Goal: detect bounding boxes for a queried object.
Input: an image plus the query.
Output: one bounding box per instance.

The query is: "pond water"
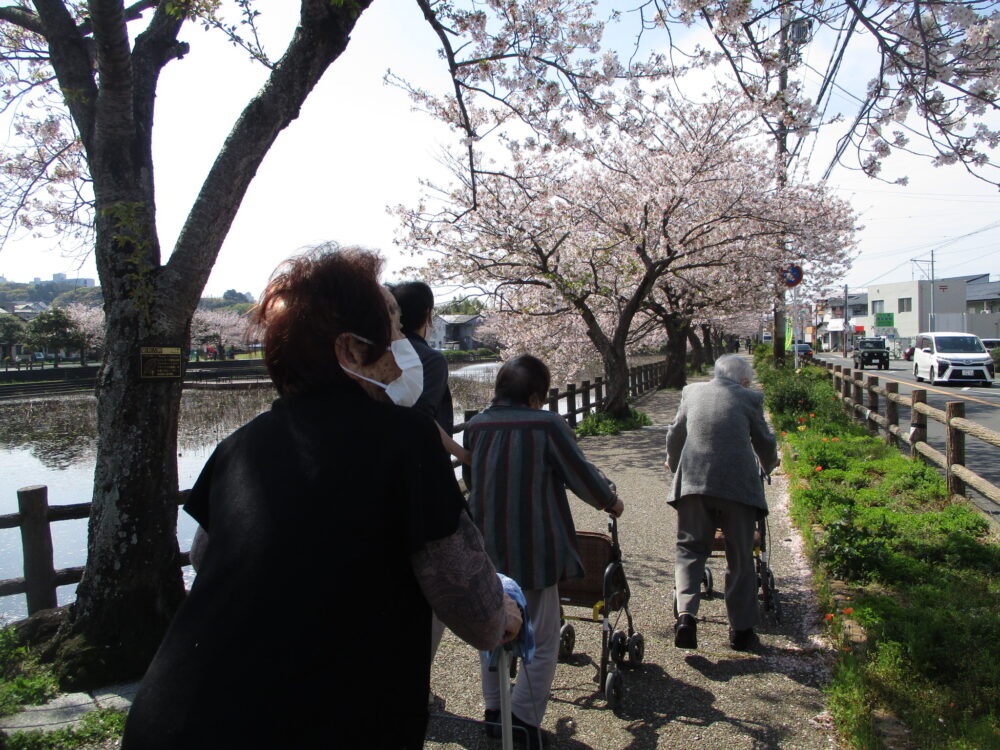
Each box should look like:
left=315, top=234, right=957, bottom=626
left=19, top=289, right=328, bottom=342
left=0, top=368, right=500, bottom=622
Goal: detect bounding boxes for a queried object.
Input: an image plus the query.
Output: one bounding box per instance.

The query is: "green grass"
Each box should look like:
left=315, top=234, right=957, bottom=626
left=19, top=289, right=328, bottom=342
left=0, top=628, right=59, bottom=718
left=575, top=407, right=652, bottom=437
left=758, top=357, right=1000, bottom=749
left=2, top=708, right=127, bottom=750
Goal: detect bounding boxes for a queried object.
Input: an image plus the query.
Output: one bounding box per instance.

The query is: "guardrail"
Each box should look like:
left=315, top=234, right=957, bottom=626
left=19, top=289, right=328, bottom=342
left=2, top=359, right=667, bottom=616
left=811, top=358, right=1000, bottom=507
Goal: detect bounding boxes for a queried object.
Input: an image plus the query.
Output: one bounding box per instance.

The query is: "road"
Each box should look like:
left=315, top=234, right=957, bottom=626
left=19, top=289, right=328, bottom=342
left=813, top=353, right=1000, bottom=527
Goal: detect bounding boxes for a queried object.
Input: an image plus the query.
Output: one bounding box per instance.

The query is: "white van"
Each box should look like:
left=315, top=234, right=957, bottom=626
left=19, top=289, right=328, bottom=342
left=913, top=332, right=994, bottom=386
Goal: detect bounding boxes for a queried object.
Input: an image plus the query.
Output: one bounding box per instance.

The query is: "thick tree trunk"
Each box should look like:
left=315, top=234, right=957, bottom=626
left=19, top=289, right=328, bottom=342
left=700, top=324, right=715, bottom=364
left=660, top=316, right=690, bottom=389
left=600, top=348, right=632, bottom=420
left=686, top=328, right=703, bottom=372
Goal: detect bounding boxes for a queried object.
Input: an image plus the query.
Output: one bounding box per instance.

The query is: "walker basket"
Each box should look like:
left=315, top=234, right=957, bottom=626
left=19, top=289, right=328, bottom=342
left=559, top=531, right=616, bottom=609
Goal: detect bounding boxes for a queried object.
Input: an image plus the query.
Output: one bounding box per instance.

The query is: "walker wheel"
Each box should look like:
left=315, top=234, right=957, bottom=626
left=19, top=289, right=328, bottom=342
left=610, top=630, right=627, bottom=667
left=604, top=670, right=623, bottom=709
left=627, top=633, right=645, bottom=665
left=509, top=655, right=518, bottom=680
left=558, top=623, right=575, bottom=660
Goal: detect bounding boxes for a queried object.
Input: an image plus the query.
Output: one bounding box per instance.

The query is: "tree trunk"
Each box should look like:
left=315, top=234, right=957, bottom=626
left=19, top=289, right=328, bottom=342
left=660, top=316, right=689, bottom=389
left=701, top=324, right=715, bottom=364
left=686, top=328, right=703, bottom=372
left=600, top=347, right=632, bottom=420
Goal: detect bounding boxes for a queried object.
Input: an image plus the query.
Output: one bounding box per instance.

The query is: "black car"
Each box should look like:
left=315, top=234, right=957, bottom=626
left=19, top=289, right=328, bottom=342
left=853, top=338, right=890, bottom=370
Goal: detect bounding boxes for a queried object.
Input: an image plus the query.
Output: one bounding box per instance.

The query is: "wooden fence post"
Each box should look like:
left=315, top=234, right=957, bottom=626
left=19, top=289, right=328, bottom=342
left=548, top=387, right=559, bottom=414
left=17, top=485, right=57, bottom=615
left=946, top=401, right=966, bottom=498
left=911, top=389, right=927, bottom=461
left=566, top=383, right=578, bottom=427
left=581, top=380, right=592, bottom=418
left=885, top=382, right=899, bottom=448
left=595, top=377, right=604, bottom=410
left=866, top=375, right=879, bottom=436
left=832, top=365, right=842, bottom=398
left=628, top=367, right=637, bottom=398
left=842, top=367, right=853, bottom=403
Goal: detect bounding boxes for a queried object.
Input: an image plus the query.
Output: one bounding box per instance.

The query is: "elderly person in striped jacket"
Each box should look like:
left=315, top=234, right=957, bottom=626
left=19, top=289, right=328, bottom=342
left=464, top=354, right=624, bottom=750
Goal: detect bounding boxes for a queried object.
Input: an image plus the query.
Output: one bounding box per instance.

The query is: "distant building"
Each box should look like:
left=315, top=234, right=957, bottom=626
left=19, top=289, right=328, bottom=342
left=438, top=314, right=483, bottom=350
left=29, top=274, right=96, bottom=287
left=426, top=314, right=448, bottom=350
left=815, top=274, right=1000, bottom=350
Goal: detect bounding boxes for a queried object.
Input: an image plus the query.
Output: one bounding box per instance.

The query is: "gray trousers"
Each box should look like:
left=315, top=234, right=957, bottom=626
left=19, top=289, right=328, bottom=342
left=480, top=585, right=560, bottom=726
left=675, top=494, right=760, bottom=632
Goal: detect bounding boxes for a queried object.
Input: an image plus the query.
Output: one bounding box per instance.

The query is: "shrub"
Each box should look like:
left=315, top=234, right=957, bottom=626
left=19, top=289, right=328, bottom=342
left=0, top=628, right=58, bottom=717
left=576, top=408, right=652, bottom=437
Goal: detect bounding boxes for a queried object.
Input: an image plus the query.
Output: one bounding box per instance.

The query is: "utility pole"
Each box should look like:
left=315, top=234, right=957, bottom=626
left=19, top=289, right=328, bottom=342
left=910, top=249, right=937, bottom=332
left=842, top=282, right=849, bottom=357
left=772, top=6, right=792, bottom=367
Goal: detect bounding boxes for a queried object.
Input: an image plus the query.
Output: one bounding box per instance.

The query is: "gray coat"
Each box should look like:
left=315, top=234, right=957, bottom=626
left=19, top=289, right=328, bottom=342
left=665, top=376, right=779, bottom=513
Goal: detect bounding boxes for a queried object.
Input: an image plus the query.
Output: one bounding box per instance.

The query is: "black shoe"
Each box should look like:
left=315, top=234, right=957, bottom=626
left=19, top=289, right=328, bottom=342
left=729, top=627, right=759, bottom=651
left=674, top=613, right=697, bottom=649
left=484, top=709, right=500, bottom=739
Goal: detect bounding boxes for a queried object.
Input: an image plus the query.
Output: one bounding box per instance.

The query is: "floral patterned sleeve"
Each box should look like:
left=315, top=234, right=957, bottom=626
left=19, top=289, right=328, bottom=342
left=411, top=512, right=506, bottom=651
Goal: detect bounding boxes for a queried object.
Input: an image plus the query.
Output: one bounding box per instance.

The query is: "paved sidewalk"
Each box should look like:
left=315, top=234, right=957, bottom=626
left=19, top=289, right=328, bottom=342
left=0, top=682, right=136, bottom=735
left=3, top=370, right=836, bottom=748
left=425, top=383, right=836, bottom=749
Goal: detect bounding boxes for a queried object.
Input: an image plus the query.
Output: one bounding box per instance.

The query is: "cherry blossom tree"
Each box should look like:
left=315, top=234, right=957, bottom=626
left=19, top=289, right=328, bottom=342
left=642, top=0, right=1000, bottom=185
left=63, top=302, right=106, bottom=363
left=0, top=0, right=633, bottom=685
left=401, top=92, right=857, bottom=417
left=190, top=308, right=249, bottom=356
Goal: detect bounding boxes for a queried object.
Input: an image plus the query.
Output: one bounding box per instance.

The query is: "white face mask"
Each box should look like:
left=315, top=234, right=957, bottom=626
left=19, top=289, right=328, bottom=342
left=342, top=335, right=424, bottom=407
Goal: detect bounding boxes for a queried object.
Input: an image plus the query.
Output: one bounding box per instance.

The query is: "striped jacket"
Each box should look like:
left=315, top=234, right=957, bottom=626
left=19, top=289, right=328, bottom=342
left=463, top=401, right=618, bottom=590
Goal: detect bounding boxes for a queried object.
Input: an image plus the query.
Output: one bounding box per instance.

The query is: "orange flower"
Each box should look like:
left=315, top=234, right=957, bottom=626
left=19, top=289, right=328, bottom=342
left=810, top=412, right=815, bottom=417
left=841, top=607, right=854, bottom=615
left=832, top=437, right=840, bottom=442
left=798, top=416, right=806, bottom=422
left=824, top=613, right=835, bottom=621
left=815, top=466, right=823, bottom=472
left=822, top=438, right=828, bottom=442
left=781, top=431, right=787, bottom=436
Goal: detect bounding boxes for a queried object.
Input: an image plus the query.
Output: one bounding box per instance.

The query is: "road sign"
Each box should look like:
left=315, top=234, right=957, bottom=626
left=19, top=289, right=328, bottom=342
left=779, top=264, right=804, bottom=287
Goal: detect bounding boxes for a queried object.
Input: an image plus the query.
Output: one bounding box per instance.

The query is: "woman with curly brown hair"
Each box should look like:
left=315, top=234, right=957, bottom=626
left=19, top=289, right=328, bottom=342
left=124, top=244, right=519, bottom=750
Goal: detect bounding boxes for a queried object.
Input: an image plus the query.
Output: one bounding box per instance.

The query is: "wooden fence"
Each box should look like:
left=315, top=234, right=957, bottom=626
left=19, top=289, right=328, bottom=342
left=812, top=358, right=1000, bottom=507
left=1, top=359, right=666, bottom=616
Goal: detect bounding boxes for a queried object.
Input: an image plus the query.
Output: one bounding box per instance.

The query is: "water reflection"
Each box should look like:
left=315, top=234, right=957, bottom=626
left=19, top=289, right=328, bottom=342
left=0, top=389, right=279, bottom=470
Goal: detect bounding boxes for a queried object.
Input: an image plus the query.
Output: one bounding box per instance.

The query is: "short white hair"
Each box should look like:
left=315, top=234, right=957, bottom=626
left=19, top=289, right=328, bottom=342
left=714, top=354, right=754, bottom=385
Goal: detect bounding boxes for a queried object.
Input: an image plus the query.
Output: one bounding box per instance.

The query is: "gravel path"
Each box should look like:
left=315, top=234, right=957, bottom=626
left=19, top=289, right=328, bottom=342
left=425, top=379, right=837, bottom=750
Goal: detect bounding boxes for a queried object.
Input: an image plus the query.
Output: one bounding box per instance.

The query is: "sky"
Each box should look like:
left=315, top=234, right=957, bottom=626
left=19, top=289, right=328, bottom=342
left=0, top=1, right=997, bottom=300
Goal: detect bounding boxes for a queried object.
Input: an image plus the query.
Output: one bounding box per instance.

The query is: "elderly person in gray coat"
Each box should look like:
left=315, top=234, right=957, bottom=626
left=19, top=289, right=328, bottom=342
left=665, top=354, right=779, bottom=651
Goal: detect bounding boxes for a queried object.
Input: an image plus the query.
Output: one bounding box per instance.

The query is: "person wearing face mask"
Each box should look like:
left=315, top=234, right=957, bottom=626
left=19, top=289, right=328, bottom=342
left=123, top=245, right=521, bottom=750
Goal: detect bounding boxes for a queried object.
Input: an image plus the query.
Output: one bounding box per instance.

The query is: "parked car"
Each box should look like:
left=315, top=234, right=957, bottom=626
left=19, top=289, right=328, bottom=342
left=790, top=343, right=813, bottom=357
left=982, top=338, right=1000, bottom=351
left=852, top=338, right=890, bottom=370
left=913, top=332, right=994, bottom=387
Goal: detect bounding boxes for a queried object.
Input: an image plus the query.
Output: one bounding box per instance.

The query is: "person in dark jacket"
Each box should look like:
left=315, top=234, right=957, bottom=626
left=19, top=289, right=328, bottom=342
left=123, top=245, right=520, bottom=750
left=665, top=354, right=779, bottom=651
